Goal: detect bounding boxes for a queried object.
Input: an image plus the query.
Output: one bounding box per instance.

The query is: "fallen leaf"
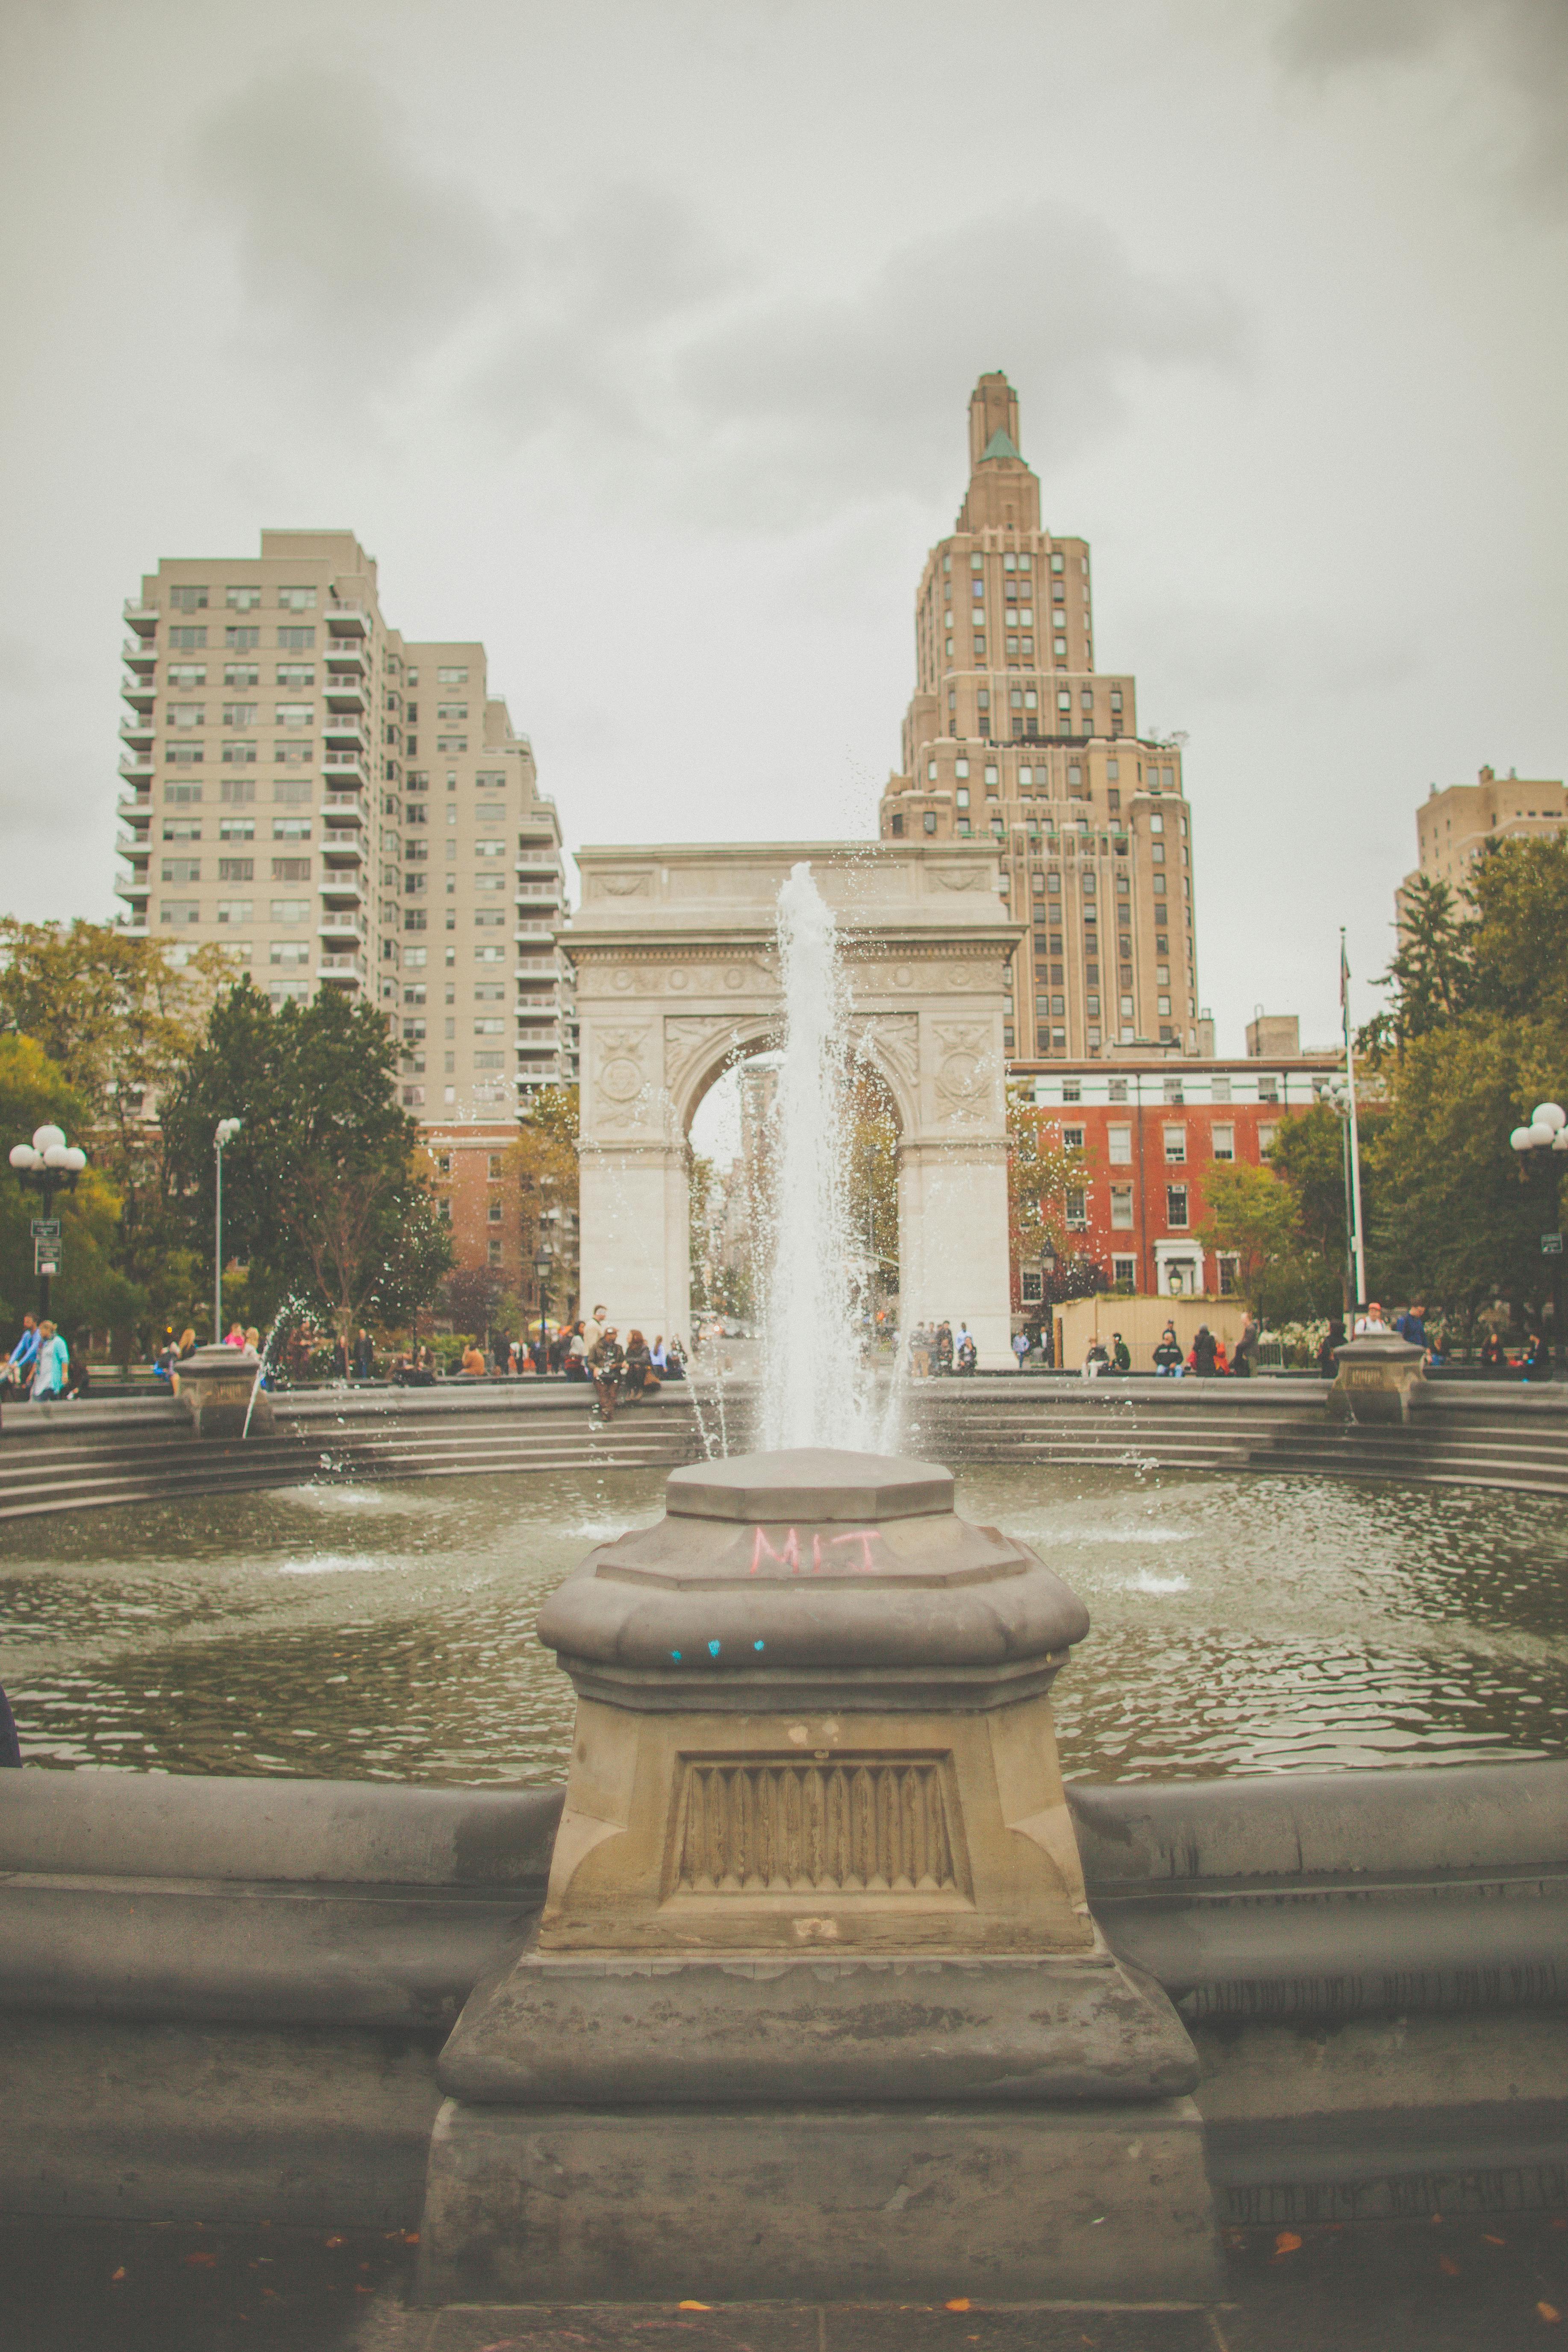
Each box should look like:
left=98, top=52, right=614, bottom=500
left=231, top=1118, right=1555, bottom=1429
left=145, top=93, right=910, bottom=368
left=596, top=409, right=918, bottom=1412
left=946, top=2298, right=972, bottom=2312
left=677, top=2302, right=711, bottom=2312
left=1484, top=2233, right=1506, bottom=2246
left=110, top=2267, right=126, bottom=2283
left=1273, top=2232, right=1303, bottom=2257
left=403, top=2231, right=420, bottom=2244
left=183, top=2252, right=217, bottom=2268
left=1439, top=2255, right=1461, bottom=2276
left=1539, top=2304, right=1561, bottom=2325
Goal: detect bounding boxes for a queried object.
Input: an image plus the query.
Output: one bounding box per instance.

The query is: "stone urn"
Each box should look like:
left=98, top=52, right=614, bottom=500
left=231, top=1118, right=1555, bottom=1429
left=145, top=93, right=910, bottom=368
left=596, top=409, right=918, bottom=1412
left=1330, top=1332, right=1427, bottom=1424
left=418, top=1448, right=1215, bottom=2307
left=175, top=1344, right=274, bottom=1439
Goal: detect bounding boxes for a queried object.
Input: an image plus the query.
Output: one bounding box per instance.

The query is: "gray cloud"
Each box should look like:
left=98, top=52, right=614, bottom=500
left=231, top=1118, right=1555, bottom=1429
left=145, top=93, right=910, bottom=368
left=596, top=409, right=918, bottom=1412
left=670, top=210, right=1245, bottom=525
left=182, top=65, right=514, bottom=356
left=1276, top=0, right=1568, bottom=207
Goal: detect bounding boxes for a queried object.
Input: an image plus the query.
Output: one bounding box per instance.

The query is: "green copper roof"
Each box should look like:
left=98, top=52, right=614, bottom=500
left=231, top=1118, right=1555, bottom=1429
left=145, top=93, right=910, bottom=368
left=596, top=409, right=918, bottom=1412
left=980, top=427, right=1022, bottom=462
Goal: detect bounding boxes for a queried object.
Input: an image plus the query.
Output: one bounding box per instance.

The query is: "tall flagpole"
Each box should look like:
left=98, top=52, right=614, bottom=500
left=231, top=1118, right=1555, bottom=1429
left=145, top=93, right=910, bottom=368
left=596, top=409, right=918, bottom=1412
left=1341, top=929, right=1368, bottom=1313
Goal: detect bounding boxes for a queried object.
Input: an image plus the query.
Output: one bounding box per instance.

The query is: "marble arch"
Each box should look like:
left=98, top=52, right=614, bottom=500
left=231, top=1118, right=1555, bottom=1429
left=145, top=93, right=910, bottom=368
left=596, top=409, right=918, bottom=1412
left=563, top=841, right=1022, bottom=1366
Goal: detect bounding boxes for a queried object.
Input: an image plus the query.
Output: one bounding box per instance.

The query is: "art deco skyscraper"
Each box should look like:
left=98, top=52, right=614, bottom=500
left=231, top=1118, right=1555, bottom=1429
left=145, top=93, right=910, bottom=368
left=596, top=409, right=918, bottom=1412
left=879, top=376, right=1200, bottom=1061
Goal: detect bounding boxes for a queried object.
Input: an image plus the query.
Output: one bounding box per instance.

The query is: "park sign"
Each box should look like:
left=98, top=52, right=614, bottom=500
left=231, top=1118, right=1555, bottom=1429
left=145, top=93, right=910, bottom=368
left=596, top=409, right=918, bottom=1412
left=1544, top=1232, right=1564, bottom=1256
left=30, top=1219, right=61, bottom=1241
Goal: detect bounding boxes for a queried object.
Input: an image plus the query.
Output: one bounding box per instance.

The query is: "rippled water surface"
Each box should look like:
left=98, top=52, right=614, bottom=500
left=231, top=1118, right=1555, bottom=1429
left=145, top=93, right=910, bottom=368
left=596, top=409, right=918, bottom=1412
left=3, top=1464, right=1566, bottom=1781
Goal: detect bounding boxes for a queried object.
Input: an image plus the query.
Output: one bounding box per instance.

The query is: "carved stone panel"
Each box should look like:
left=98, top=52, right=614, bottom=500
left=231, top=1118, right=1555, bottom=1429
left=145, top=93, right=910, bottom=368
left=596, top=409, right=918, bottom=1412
left=931, top=1021, right=994, bottom=1120
left=593, top=1023, right=653, bottom=1131
left=668, top=1754, right=968, bottom=1899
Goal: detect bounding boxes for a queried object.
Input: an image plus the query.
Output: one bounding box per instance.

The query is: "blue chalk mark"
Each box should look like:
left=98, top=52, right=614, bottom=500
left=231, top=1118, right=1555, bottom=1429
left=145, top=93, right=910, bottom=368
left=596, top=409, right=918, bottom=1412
left=708, top=1639, right=721, bottom=1657
left=754, top=1640, right=765, bottom=1651
left=671, top=1650, right=682, bottom=1662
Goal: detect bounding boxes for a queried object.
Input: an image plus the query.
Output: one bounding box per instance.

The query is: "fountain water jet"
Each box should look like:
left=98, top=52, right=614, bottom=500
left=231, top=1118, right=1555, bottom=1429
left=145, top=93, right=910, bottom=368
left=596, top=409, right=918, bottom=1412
left=758, top=862, right=893, bottom=1452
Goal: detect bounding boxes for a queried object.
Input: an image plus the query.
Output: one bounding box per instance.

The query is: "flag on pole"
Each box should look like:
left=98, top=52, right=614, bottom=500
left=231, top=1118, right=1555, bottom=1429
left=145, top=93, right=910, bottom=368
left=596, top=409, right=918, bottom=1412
left=1340, top=931, right=1350, bottom=1010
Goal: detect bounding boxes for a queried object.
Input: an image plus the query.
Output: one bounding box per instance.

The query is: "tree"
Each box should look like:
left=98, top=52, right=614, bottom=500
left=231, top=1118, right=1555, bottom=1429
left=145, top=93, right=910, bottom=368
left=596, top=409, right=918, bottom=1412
left=1267, top=1098, right=1381, bottom=1313
left=508, top=1083, right=580, bottom=1312
left=1368, top=1016, right=1562, bottom=1343
left=0, top=920, right=231, bottom=1326
left=161, top=982, right=450, bottom=1338
left=845, top=1071, right=899, bottom=1284
left=1468, top=833, right=1568, bottom=1031
left=1194, top=1161, right=1312, bottom=1327
left=0, top=1035, right=147, bottom=1353
left=1006, top=1083, right=1084, bottom=1282
left=440, top=1265, right=504, bottom=1338
left=1366, top=875, right=1474, bottom=1058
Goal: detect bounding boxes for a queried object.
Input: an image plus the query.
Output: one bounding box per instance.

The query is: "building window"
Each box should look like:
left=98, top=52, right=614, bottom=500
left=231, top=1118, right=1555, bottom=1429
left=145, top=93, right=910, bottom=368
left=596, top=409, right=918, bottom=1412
left=1258, top=1124, right=1278, bottom=1155
left=1112, top=1254, right=1137, bottom=1290
left=1217, top=1254, right=1240, bottom=1298
left=1107, top=1123, right=1132, bottom=1164
left=923, top=812, right=937, bottom=835
left=1020, top=1271, right=1043, bottom=1304
left=270, top=940, right=310, bottom=966
left=215, top=898, right=253, bottom=924
left=1166, top=1185, right=1189, bottom=1228
left=487, top=1239, right=503, bottom=1266
left=488, top=1200, right=503, bottom=1223
left=1065, top=1188, right=1088, bottom=1228
left=159, top=900, right=200, bottom=925
left=1110, top=1185, right=1134, bottom=1229
left=278, top=586, right=317, bottom=611
left=1212, top=1123, right=1235, bottom=1161
left=217, top=857, right=253, bottom=881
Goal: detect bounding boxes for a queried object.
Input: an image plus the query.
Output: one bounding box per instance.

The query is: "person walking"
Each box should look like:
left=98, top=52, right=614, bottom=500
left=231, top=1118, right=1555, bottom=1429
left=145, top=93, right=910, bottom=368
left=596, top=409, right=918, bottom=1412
left=330, top=1332, right=349, bottom=1379
left=1012, top=1328, right=1030, bottom=1372
left=0, top=1315, right=39, bottom=1396
left=353, top=1328, right=374, bottom=1379
left=588, top=1324, right=624, bottom=1419
left=30, top=1322, right=69, bottom=1400
left=583, top=1305, right=608, bottom=1358
left=1317, top=1316, right=1345, bottom=1377
left=1394, top=1302, right=1429, bottom=1355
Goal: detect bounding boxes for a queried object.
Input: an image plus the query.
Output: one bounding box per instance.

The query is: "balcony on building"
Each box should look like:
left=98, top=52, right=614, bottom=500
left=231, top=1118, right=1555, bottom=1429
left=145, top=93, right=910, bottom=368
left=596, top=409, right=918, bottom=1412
left=321, top=834, right=365, bottom=870
left=118, top=714, right=154, bottom=747
left=121, top=675, right=157, bottom=712
left=115, top=874, right=150, bottom=906
left=324, top=641, right=369, bottom=677
left=324, top=680, right=368, bottom=716
left=322, top=750, right=367, bottom=783
left=318, top=873, right=365, bottom=911
left=123, top=600, right=158, bottom=636
left=117, top=793, right=153, bottom=826
left=323, top=714, right=365, bottom=747
left=324, top=605, right=370, bottom=637
left=316, top=951, right=366, bottom=988
left=118, top=753, right=154, bottom=781
left=317, top=906, right=367, bottom=943
left=323, top=787, right=366, bottom=828
left=122, top=637, right=157, bottom=674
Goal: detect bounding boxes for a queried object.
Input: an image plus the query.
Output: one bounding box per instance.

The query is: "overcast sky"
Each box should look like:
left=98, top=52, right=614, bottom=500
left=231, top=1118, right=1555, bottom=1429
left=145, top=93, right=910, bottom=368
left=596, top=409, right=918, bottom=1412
left=3, top=0, right=1563, bottom=1052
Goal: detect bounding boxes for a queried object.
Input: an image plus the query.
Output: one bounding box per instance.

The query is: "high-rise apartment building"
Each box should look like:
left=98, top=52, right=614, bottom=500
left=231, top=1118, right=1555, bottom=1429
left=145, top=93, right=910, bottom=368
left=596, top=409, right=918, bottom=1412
left=1397, top=764, right=1566, bottom=929
left=115, top=529, right=577, bottom=1119
left=879, top=375, right=1201, bottom=1061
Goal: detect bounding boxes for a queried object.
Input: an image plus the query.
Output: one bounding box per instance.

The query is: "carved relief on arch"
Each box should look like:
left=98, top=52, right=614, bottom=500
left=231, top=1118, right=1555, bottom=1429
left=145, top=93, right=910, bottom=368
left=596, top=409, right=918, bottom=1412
left=847, top=1012, right=919, bottom=1114
left=930, top=1020, right=995, bottom=1124
left=664, top=1012, right=779, bottom=1129
left=594, top=1023, right=654, bottom=1132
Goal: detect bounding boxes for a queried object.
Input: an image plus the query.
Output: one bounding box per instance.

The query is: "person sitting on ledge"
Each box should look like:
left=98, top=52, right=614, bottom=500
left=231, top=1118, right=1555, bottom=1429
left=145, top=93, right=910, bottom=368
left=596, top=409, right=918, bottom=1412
left=1189, top=1325, right=1219, bottom=1377
left=1109, top=1332, right=1131, bottom=1374
left=1082, top=1338, right=1110, bottom=1379
left=460, top=1340, right=488, bottom=1377
left=1153, top=1324, right=1184, bottom=1376
left=621, top=1329, right=660, bottom=1402
left=588, top=1324, right=624, bottom=1419
left=1521, top=1331, right=1553, bottom=1382
left=1480, top=1329, right=1508, bottom=1375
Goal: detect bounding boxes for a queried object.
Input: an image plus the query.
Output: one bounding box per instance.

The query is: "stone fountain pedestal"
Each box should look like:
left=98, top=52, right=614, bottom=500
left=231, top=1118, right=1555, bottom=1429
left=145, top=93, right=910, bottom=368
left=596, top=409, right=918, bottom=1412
left=175, top=1344, right=274, bottom=1438
left=1329, top=1333, right=1427, bottom=1424
left=417, top=1449, right=1218, bottom=2306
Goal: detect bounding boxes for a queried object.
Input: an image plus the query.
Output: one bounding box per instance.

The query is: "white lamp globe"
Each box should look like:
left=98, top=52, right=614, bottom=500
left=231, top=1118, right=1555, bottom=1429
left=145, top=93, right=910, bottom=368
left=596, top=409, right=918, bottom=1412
left=32, top=1124, right=65, bottom=1155
left=1511, top=1127, right=1535, bottom=1151
left=8, top=1144, right=38, bottom=1170
left=1531, top=1103, right=1567, bottom=1133
left=1529, top=1123, right=1558, bottom=1148
left=62, top=1147, right=87, bottom=1172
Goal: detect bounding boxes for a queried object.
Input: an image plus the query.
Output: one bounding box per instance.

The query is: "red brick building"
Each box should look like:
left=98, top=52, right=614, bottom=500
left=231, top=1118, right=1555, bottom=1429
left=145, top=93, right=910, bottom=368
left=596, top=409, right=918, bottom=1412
left=1017, top=1047, right=1339, bottom=1306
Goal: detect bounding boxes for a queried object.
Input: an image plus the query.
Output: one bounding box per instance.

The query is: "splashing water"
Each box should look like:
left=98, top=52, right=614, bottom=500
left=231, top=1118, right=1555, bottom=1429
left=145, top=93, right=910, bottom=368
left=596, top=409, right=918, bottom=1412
left=759, top=864, right=888, bottom=1451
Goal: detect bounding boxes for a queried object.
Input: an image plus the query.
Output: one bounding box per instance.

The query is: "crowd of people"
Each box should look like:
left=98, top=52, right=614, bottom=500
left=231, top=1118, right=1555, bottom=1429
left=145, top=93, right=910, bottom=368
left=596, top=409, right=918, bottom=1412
left=0, top=1312, right=87, bottom=1406
left=905, top=1320, right=978, bottom=1378
left=1077, top=1317, right=1259, bottom=1379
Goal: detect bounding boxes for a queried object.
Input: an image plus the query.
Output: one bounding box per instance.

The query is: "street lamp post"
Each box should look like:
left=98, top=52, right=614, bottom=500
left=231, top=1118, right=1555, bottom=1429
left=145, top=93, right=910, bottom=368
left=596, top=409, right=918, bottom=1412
left=213, top=1120, right=243, bottom=1344
left=8, top=1126, right=88, bottom=1319
left=1508, top=1100, right=1568, bottom=1373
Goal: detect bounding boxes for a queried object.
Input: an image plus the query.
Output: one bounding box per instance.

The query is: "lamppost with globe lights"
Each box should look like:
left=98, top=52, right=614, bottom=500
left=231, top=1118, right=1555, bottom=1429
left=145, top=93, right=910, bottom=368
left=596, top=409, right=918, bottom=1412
left=8, top=1125, right=88, bottom=1319
left=1508, top=1100, right=1567, bottom=1373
